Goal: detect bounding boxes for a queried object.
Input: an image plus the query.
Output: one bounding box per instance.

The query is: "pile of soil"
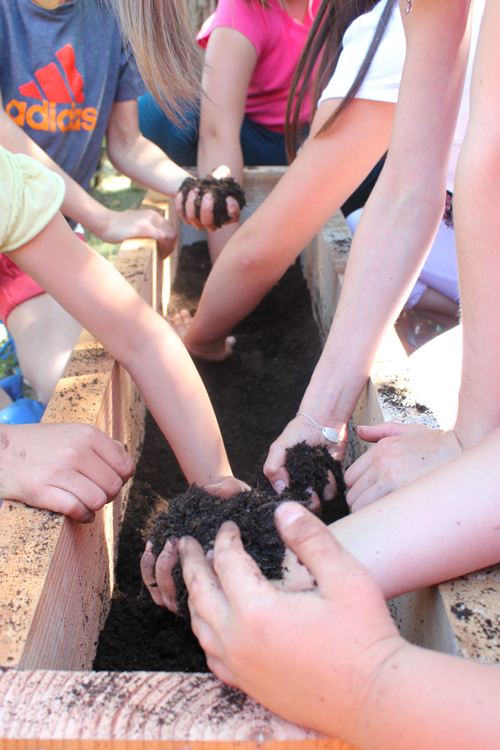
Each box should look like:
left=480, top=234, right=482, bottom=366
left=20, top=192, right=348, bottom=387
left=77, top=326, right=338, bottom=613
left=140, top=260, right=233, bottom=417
left=93, top=241, right=348, bottom=672
left=149, top=442, right=347, bottom=617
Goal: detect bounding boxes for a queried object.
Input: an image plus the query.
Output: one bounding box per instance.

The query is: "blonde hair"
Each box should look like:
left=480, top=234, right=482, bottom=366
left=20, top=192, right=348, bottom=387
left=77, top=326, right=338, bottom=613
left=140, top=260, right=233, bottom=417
left=110, top=0, right=203, bottom=124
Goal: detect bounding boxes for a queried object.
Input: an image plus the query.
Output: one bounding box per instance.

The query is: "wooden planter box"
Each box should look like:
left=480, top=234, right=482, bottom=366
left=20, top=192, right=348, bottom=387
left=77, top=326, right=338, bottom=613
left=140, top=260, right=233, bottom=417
left=1, top=168, right=498, bottom=748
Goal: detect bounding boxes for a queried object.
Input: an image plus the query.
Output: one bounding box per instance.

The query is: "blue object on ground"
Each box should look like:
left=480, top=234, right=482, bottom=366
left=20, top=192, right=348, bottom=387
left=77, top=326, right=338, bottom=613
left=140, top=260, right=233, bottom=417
left=0, top=399, right=46, bottom=424
left=0, top=373, right=24, bottom=401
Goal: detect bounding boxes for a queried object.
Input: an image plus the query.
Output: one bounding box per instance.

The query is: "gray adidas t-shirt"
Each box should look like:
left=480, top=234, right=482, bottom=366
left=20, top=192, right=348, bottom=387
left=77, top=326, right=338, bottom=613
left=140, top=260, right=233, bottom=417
left=0, top=0, right=146, bottom=192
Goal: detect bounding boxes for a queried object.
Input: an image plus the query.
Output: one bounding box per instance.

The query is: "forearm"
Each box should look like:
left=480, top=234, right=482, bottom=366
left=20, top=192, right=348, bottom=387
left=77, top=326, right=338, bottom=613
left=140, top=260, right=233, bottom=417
left=298, top=0, right=471, bottom=429
left=187, top=99, right=393, bottom=349
left=12, top=215, right=231, bottom=485
left=330, top=426, right=500, bottom=599
left=107, top=131, right=190, bottom=196
left=124, top=316, right=232, bottom=484
left=350, top=643, right=500, bottom=750
left=453, top=0, right=500, bottom=449
left=299, top=172, right=445, bottom=429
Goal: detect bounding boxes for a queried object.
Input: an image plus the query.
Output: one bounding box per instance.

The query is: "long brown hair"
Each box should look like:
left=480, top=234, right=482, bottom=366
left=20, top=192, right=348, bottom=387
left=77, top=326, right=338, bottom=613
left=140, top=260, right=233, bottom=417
left=110, top=0, right=203, bottom=124
left=286, top=0, right=395, bottom=161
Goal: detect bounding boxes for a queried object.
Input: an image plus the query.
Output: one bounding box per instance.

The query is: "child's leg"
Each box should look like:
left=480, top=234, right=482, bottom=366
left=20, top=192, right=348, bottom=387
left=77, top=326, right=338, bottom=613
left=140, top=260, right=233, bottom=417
left=7, top=292, right=82, bottom=404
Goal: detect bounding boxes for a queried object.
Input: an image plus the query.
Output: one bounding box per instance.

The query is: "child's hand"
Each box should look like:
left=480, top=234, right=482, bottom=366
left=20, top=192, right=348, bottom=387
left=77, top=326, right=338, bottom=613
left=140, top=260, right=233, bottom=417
left=0, top=423, right=134, bottom=523
left=180, top=502, right=405, bottom=738
left=171, top=309, right=236, bottom=361
left=345, top=422, right=463, bottom=511
left=141, top=476, right=250, bottom=611
left=174, top=166, right=243, bottom=232
left=97, top=207, right=177, bottom=255
left=264, top=413, right=347, bottom=501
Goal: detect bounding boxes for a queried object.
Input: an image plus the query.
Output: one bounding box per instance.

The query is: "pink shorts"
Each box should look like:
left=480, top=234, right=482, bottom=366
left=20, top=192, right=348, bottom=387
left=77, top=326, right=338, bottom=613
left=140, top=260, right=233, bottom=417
left=0, top=231, right=86, bottom=324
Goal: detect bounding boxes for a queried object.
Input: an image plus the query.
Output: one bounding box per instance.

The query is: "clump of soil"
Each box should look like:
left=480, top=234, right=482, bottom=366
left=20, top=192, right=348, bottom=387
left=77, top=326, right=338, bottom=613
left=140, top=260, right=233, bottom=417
left=179, top=175, right=246, bottom=228
left=93, top=242, right=348, bottom=672
left=148, top=442, right=348, bottom=617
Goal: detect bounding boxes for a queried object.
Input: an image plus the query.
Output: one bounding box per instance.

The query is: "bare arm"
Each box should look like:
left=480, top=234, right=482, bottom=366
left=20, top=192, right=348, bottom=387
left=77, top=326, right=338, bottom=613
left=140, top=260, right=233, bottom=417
left=9, top=212, right=232, bottom=486
left=197, top=27, right=257, bottom=262
left=453, top=0, right=500, bottom=448
left=264, top=0, right=472, bottom=486
left=106, top=99, right=190, bottom=195
left=185, top=96, right=395, bottom=359
left=0, top=96, right=176, bottom=246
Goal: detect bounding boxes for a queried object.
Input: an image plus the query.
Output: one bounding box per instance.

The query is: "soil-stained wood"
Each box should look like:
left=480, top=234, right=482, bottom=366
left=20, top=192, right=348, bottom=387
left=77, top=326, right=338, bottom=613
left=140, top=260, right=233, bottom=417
left=0, top=668, right=361, bottom=748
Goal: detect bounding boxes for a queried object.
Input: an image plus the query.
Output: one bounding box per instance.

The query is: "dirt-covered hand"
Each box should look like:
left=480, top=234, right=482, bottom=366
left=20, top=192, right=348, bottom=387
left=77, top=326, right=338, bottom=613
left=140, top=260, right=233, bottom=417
left=0, top=423, right=134, bottom=523
left=98, top=207, right=177, bottom=255
left=180, top=502, right=405, bottom=737
left=174, top=166, right=244, bottom=231
left=345, top=422, right=463, bottom=511
left=141, top=476, right=250, bottom=613
left=171, top=309, right=236, bottom=361
left=264, top=413, right=346, bottom=509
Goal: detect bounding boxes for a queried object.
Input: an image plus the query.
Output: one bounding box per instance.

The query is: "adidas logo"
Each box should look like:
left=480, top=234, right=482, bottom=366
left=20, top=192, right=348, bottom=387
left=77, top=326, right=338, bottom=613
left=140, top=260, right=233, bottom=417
left=6, top=43, right=97, bottom=132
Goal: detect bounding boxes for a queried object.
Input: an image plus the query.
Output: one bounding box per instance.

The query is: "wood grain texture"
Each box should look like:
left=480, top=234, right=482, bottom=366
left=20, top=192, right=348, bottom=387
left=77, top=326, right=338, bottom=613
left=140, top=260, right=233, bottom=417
left=0, top=227, right=162, bottom=669
left=0, top=668, right=361, bottom=747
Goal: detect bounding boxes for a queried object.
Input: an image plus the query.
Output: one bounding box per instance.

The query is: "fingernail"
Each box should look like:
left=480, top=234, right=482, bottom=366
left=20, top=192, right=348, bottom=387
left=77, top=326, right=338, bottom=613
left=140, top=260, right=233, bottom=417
left=202, top=193, right=212, bottom=204
left=275, top=502, right=305, bottom=526
left=273, top=480, right=286, bottom=494
left=179, top=537, right=186, bottom=551
left=146, top=540, right=153, bottom=552
left=305, top=487, right=314, bottom=497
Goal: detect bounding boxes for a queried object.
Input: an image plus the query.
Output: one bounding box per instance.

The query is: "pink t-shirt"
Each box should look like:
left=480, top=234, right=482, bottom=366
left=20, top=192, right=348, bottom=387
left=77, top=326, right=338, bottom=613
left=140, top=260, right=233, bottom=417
left=197, top=0, right=319, bottom=132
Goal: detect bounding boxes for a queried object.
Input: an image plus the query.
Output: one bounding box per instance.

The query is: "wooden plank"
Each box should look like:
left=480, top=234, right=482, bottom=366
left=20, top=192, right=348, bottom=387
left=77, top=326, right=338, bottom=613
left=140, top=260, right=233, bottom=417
left=0, top=222, right=162, bottom=670
left=0, top=668, right=360, bottom=748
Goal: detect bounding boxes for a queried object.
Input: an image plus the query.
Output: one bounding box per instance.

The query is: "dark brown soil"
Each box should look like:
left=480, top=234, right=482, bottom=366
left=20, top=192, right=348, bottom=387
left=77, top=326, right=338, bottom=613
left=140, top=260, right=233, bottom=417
left=179, top=176, right=246, bottom=228
left=93, top=241, right=347, bottom=672
left=149, top=442, right=347, bottom=617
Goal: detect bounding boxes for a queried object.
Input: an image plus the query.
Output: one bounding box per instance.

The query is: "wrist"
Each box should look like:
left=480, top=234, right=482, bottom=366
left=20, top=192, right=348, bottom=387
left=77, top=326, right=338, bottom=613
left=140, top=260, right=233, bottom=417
left=80, top=200, right=111, bottom=240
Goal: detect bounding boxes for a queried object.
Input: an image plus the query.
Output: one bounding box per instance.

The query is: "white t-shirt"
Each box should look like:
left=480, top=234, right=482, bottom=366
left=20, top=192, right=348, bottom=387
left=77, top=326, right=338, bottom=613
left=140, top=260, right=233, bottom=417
left=318, top=0, right=485, bottom=193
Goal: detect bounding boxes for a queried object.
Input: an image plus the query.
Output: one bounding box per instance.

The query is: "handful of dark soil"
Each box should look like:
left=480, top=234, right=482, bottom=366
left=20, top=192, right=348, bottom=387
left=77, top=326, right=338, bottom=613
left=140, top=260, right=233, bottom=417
left=148, top=443, right=348, bottom=617
left=178, top=175, right=246, bottom=228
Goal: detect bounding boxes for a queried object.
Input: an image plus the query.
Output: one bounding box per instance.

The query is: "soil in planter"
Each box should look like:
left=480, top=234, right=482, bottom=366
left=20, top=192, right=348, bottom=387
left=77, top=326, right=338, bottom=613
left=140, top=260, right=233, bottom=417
left=149, top=442, right=348, bottom=617
left=93, top=241, right=348, bottom=673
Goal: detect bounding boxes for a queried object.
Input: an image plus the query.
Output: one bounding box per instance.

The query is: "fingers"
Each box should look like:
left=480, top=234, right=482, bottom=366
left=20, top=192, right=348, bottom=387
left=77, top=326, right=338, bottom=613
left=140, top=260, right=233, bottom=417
left=91, top=429, right=135, bottom=484
left=263, top=439, right=291, bottom=494
left=155, top=539, right=179, bottom=611
left=204, top=476, right=250, bottom=500
left=323, top=470, right=337, bottom=501
left=225, top=196, right=240, bottom=224
left=357, top=422, right=419, bottom=443
left=180, top=535, right=231, bottom=627
left=183, top=189, right=204, bottom=230
left=37, top=486, right=96, bottom=523
left=198, top=192, right=216, bottom=230
left=205, top=654, right=239, bottom=688
left=141, top=541, right=165, bottom=607
left=274, top=502, right=364, bottom=598
left=78, top=451, right=129, bottom=504
left=49, top=470, right=112, bottom=513
left=212, top=521, right=268, bottom=601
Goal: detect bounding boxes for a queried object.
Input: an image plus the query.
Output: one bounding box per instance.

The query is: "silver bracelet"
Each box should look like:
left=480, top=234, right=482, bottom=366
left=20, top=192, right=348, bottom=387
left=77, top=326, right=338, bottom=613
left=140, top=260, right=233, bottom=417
left=296, top=412, right=340, bottom=443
